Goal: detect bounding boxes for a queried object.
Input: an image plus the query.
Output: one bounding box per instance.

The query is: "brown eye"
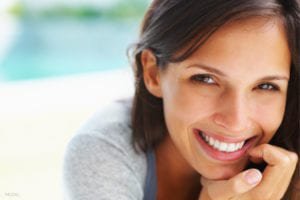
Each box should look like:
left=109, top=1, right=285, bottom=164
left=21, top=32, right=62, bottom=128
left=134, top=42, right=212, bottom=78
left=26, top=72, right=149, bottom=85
left=190, top=74, right=216, bottom=84
left=257, top=83, right=279, bottom=91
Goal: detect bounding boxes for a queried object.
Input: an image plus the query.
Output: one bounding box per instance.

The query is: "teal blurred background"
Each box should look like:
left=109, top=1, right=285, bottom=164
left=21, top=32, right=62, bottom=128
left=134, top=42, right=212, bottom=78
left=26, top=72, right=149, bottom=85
left=0, top=1, right=149, bottom=200
left=1, top=0, right=148, bottom=82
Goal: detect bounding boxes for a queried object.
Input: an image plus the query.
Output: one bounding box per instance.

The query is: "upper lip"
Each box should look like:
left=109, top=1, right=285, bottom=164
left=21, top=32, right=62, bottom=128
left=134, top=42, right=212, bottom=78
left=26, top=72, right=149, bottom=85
left=195, top=129, right=257, bottom=143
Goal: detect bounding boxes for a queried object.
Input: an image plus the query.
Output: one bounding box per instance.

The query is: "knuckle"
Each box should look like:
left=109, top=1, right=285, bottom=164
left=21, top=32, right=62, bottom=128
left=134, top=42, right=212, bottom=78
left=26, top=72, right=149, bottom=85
left=260, top=144, right=271, bottom=153
left=289, top=152, right=298, bottom=163
left=281, top=155, right=290, bottom=165
left=281, top=152, right=298, bottom=165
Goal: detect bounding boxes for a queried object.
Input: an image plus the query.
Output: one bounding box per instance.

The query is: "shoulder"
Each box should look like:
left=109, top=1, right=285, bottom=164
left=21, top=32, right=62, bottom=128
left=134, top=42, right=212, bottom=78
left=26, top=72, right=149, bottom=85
left=75, top=98, right=133, bottom=146
left=68, top=98, right=143, bottom=162
left=63, top=98, right=147, bottom=200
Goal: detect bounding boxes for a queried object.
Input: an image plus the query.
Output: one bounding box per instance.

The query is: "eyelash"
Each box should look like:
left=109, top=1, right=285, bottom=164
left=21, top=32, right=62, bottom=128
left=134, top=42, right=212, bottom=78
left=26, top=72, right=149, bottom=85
left=190, top=74, right=216, bottom=85
left=256, top=83, right=280, bottom=91
left=190, top=74, right=280, bottom=91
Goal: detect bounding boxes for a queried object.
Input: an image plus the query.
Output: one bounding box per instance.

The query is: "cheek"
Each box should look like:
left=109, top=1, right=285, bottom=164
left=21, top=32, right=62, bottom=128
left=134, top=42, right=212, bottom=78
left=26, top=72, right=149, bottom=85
left=161, top=82, right=210, bottom=139
left=162, top=82, right=218, bottom=126
left=253, top=96, right=286, bottom=142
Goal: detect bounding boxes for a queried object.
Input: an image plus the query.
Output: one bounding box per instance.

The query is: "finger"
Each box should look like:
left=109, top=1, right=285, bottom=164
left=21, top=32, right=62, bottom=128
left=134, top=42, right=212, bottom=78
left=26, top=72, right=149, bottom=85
left=248, top=144, right=287, bottom=166
left=201, top=169, right=262, bottom=200
left=272, top=152, right=299, bottom=199
left=248, top=144, right=298, bottom=199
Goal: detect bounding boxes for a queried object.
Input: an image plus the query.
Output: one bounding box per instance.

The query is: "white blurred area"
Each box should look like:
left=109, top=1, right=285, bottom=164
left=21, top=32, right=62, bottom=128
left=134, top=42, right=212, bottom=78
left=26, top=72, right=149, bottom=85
left=0, top=69, right=134, bottom=200
left=0, top=0, right=135, bottom=199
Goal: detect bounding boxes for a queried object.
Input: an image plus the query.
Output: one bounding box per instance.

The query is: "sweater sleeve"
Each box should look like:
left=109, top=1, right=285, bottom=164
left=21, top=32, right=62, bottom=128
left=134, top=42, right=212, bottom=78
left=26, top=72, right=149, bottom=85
left=63, top=133, right=145, bottom=200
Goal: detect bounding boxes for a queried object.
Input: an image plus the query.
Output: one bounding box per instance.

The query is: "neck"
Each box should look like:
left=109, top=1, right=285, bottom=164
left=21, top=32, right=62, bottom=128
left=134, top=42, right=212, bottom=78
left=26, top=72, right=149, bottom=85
left=155, top=135, right=201, bottom=200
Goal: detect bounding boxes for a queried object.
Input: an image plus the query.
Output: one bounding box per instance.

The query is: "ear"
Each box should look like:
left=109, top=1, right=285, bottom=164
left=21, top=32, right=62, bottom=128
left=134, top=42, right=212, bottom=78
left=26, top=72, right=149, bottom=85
left=141, top=49, right=163, bottom=98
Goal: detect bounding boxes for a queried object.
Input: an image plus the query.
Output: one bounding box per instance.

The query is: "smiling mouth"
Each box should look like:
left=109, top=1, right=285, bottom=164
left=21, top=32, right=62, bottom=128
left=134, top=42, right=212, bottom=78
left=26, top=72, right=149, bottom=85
left=200, top=131, right=252, bottom=153
left=194, top=129, right=258, bottom=161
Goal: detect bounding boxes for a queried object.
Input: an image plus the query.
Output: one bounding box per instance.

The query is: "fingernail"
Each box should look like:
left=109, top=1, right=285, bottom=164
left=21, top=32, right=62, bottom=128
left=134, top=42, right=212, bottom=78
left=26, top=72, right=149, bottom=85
left=244, top=169, right=262, bottom=185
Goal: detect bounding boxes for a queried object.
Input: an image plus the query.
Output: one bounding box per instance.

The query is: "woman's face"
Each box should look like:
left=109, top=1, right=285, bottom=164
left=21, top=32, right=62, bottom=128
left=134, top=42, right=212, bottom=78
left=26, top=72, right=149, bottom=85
left=158, top=18, right=291, bottom=180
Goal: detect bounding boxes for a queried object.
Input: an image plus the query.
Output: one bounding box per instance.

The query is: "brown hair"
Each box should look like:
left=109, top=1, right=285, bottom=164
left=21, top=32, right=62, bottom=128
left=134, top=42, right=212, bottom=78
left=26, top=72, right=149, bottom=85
left=129, top=0, right=300, bottom=199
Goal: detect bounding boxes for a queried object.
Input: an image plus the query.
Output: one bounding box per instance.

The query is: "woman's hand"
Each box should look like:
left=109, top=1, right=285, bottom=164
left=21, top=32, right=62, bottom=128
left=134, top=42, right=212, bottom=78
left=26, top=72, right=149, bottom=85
left=199, top=144, right=298, bottom=200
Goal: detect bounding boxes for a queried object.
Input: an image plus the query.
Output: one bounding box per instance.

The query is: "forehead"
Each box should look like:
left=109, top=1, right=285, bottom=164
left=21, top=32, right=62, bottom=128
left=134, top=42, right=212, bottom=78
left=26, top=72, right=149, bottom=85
left=178, top=17, right=291, bottom=76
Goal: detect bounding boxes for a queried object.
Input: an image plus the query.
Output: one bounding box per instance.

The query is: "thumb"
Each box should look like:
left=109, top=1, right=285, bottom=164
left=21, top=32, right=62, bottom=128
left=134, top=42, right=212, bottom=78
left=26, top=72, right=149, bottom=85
left=201, top=169, right=262, bottom=200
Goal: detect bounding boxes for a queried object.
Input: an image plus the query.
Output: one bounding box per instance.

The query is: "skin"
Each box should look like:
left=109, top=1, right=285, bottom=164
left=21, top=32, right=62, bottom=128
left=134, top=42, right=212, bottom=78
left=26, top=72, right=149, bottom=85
left=142, top=17, right=298, bottom=200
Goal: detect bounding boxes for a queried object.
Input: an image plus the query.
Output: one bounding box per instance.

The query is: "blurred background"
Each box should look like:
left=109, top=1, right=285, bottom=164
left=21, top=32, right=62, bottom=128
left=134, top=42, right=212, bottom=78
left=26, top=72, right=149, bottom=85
left=0, top=0, right=149, bottom=199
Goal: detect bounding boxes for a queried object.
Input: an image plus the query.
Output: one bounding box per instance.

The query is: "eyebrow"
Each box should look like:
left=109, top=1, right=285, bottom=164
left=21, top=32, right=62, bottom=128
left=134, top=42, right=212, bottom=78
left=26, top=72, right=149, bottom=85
left=187, top=64, right=289, bottom=81
left=259, top=76, right=289, bottom=81
left=187, top=64, right=227, bottom=77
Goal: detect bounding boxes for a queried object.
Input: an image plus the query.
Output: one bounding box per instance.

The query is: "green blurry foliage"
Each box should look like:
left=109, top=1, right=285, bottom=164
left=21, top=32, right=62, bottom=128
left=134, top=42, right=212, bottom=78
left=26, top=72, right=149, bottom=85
left=8, top=2, right=25, bottom=16
left=7, top=0, right=149, bottom=20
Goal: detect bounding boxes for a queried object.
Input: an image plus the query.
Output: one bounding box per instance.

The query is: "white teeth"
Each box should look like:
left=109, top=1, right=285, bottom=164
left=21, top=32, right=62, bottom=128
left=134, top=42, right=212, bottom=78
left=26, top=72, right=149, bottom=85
left=209, top=137, right=215, bottom=146
left=213, top=140, right=220, bottom=150
left=201, top=132, right=246, bottom=153
left=219, top=142, right=228, bottom=151
left=227, top=143, right=235, bottom=152
left=205, top=135, right=209, bottom=142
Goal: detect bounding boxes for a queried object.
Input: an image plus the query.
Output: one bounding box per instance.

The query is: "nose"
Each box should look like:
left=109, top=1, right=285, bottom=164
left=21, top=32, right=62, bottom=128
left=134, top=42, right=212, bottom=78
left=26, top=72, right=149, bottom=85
left=212, top=91, right=252, bottom=133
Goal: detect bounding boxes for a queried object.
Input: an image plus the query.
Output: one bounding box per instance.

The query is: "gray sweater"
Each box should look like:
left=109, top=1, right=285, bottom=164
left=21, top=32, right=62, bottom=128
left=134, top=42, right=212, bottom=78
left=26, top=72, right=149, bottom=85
left=63, top=99, right=151, bottom=200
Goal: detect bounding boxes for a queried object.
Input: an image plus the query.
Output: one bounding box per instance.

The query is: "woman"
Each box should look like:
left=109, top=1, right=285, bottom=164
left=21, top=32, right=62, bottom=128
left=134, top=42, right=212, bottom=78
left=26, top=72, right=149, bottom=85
left=63, top=0, right=300, bottom=199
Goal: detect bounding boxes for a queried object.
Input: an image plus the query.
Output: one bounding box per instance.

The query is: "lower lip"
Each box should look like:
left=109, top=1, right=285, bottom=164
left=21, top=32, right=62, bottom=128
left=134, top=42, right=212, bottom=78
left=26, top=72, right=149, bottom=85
left=194, top=129, right=255, bottom=162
